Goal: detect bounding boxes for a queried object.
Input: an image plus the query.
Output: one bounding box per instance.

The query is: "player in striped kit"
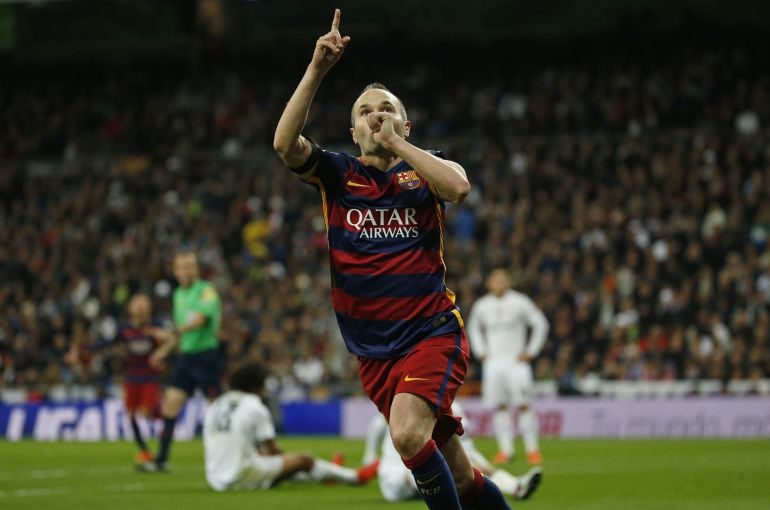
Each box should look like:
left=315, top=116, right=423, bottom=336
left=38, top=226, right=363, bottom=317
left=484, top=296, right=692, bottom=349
left=274, top=9, right=513, bottom=510
left=467, top=269, right=550, bottom=465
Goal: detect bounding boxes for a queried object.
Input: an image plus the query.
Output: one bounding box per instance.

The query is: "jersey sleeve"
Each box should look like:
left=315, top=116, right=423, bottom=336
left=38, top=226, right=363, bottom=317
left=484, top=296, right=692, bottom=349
left=195, top=283, right=221, bottom=319
left=466, top=300, right=487, bottom=359
left=521, top=296, right=549, bottom=358
left=300, top=148, right=350, bottom=195
left=249, top=401, right=277, bottom=443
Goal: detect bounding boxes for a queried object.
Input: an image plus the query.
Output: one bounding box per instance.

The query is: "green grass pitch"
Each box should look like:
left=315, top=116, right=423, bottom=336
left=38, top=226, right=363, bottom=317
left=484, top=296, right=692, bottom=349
left=1, top=438, right=768, bottom=509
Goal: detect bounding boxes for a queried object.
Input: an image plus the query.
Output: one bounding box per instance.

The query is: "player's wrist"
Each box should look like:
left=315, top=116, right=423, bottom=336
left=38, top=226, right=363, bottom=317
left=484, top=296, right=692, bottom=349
left=306, top=61, right=331, bottom=79
left=382, top=134, right=407, bottom=153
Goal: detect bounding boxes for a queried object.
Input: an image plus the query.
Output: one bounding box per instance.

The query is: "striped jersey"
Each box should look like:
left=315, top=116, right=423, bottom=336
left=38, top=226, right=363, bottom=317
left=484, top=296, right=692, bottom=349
left=301, top=148, right=463, bottom=359
left=117, top=322, right=162, bottom=383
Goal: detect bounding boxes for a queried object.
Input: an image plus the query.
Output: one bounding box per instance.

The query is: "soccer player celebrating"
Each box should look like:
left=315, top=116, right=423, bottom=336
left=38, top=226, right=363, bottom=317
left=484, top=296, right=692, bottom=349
left=274, top=9, right=512, bottom=509
left=203, top=361, right=379, bottom=491
left=147, top=251, right=223, bottom=471
left=467, top=269, right=550, bottom=465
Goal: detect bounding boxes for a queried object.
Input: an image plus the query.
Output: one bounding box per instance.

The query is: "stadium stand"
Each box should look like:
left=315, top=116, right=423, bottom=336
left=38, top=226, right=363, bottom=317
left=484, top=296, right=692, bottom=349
left=2, top=41, right=769, bottom=402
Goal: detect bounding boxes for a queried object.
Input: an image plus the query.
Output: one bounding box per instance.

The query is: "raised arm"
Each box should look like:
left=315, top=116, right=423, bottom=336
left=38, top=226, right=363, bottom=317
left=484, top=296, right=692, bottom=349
left=273, top=9, right=351, bottom=169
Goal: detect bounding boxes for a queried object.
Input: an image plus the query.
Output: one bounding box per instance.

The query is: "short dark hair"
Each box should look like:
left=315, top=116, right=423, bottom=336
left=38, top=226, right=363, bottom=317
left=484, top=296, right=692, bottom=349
left=350, top=82, right=408, bottom=126
left=229, top=361, right=267, bottom=393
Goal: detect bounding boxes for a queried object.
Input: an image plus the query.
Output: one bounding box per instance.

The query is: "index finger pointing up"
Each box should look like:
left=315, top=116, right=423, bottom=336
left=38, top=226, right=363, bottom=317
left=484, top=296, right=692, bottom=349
left=331, top=8, right=341, bottom=32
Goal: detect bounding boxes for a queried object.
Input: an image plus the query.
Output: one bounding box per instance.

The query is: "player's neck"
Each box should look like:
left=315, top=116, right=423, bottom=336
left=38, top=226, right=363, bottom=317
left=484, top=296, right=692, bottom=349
left=359, top=154, right=401, bottom=172
left=181, top=278, right=199, bottom=289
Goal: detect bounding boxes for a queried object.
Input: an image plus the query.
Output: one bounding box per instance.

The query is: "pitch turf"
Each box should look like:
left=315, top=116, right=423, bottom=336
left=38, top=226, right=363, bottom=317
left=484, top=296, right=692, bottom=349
left=1, top=438, right=768, bottom=510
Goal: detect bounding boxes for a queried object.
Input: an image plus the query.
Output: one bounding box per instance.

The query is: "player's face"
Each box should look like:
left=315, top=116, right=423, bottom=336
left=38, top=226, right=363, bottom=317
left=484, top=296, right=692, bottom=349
left=173, top=254, right=199, bottom=287
left=128, top=295, right=151, bottom=324
left=350, top=89, right=410, bottom=156
left=487, top=270, right=510, bottom=296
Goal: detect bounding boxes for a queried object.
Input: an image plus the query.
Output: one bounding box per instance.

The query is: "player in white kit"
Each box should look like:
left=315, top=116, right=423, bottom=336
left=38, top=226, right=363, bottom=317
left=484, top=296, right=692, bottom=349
left=467, top=269, right=549, bottom=465
left=203, top=362, right=379, bottom=491
left=362, top=401, right=543, bottom=503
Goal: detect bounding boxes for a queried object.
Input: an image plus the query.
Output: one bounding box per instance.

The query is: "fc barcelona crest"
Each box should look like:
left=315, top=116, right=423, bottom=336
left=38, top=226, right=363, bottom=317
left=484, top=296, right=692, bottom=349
left=397, top=171, right=421, bottom=189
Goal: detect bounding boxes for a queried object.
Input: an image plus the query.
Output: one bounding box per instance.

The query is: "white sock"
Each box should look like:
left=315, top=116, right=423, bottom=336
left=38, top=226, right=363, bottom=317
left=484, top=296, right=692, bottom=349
left=308, top=458, right=359, bottom=484
left=518, top=408, right=540, bottom=453
left=493, top=409, right=514, bottom=457
left=489, top=469, right=520, bottom=497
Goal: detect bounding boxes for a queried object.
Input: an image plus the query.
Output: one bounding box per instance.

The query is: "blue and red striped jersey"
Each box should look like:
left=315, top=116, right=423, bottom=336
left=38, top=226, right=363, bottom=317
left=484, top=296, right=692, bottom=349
left=302, top=148, right=464, bottom=359
left=118, top=323, right=161, bottom=383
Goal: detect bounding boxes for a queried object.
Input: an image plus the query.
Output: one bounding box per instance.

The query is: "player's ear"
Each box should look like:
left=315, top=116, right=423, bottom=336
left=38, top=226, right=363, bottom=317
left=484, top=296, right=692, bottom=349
left=403, top=120, right=411, bottom=139
left=350, top=127, right=357, bottom=144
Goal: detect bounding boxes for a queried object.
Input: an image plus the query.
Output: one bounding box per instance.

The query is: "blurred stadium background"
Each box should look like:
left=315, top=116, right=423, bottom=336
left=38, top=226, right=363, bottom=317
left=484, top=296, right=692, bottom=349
left=1, top=0, right=770, bottom=508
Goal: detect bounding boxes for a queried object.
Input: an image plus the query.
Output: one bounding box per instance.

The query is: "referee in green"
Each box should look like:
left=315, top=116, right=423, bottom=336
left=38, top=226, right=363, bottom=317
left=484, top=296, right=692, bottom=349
left=148, top=251, right=222, bottom=471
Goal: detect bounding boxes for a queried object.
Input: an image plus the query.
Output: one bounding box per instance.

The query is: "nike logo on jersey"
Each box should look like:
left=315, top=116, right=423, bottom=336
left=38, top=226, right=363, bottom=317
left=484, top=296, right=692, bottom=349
left=415, top=472, right=441, bottom=485
left=346, top=180, right=371, bottom=188
left=404, top=374, right=430, bottom=382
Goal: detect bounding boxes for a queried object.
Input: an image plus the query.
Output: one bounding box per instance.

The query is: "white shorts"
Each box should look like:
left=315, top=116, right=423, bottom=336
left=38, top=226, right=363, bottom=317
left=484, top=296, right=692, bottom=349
left=482, top=360, right=533, bottom=407
left=212, top=454, right=284, bottom=491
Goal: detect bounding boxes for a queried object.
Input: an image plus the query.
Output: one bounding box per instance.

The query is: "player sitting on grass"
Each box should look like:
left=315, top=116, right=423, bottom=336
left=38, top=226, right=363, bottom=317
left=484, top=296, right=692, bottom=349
left=203, top=361, right=379, bottom=491
left=363, top=402, right=543, bottom=503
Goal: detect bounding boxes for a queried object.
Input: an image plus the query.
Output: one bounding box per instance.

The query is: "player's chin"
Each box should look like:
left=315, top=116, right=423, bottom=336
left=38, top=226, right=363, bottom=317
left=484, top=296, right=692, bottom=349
left=367, top=145, right=393, bottom=158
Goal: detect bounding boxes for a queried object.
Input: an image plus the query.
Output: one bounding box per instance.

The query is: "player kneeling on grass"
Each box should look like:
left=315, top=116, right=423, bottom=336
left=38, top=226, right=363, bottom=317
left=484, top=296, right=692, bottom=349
left=362, top=402, right=543, bottom=503
left=203, top=361, right=379, bottom=491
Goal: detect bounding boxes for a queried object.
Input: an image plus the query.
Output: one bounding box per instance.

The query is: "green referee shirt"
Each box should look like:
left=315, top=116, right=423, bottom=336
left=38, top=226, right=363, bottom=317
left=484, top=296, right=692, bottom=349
left=173, top=279, right=221, bottom=354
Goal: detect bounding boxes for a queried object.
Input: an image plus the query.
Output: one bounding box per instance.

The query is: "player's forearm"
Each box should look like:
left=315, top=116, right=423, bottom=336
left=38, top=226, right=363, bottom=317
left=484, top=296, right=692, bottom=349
left=154, top=342, right=176, bottom=359
left=176, top=313, right=206, bottom=334
left=260, top=439, right=282, bottom=455
left=385, top=137, right=470, bottom=203
left=273, top=66, right=326, bottom=166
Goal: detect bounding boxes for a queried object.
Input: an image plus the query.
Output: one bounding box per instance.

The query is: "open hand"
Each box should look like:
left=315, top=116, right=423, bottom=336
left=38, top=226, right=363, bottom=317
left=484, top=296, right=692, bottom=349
left=311, top=9, right=351, bottom=73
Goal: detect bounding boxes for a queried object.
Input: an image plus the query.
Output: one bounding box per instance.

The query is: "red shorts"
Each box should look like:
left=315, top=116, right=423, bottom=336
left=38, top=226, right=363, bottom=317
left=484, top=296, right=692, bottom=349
left=124, top=382, right=160, bottom=415
left=359, top=330, right=469, bottom=441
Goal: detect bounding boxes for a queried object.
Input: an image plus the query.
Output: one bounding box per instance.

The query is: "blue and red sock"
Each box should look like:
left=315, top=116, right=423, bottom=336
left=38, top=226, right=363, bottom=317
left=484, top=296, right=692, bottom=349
left=403, top=439, right=462, bottom=510
left=460, top=468, right=513, bottom=510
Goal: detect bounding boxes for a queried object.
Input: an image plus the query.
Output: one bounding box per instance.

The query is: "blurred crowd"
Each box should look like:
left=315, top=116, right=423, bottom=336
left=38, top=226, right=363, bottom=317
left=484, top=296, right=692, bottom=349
left=1, top=42, right=769, bottom=401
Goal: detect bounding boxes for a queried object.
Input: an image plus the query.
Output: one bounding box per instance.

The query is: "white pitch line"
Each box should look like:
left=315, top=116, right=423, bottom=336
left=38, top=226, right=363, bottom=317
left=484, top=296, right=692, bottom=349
left=0, top=465, right=198, bottom=481
left=0, top=481, right=202, bottom=498
left=2, top=486, right=72, bottom=498
left=0, top=469, right=70, bottom=481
